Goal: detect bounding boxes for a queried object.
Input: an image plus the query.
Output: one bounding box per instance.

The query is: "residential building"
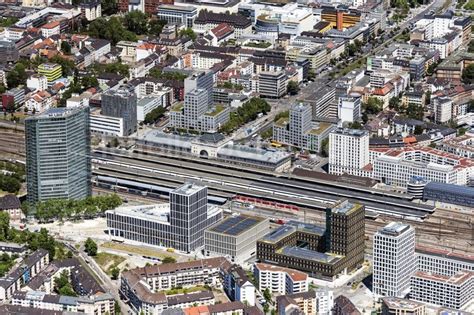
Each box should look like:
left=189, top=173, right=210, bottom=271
left=37, top=63, right=62, bottom=82
left=381, top=298, right=426, bottom=315
left=80, top=0, right=102, bottom=21
left=273, top=103, right=336, bottom=152
left=328, top=128, right=369, bottom=176
left=332, top=295, right=361, bottom=315
left=277, top=290, right=333, bottom=315
left=0, top=241, right=26, bottom=255
left=338, top=94, right=361, bottom=124
left=2, top=87, right=25, bottom=109
left=258, top=71, right=287, bottom=99
left=204, top=214, right=270, bottom=264
left=27, top=75, right=48, bottom=92
left=120, top=258, right=231, bottom=314
left=40, top=21, right=60, bottom=38
left=224, top=265, right=256, bottom=306
left=254, top=263, right=308, bottom=295
left=373, top=222, right=416, bottom=297
left=0, top=250, right=49, bottom=301
left=11, top=291, right=114, bottom=315
left=25, top=90, right=53, bottom=112
left=101, top=85, right=137, bottom=136
left=25, top=107, right=91, bottom=204
left=438, top=134, right=474, bottom=158
left=256, top=200, right=365, bottom=280
left=433, top=96, right=453, bottom=124
left=107, top=183, right=223, bottom=252
left=0, top=195, right=23, bottom=221
left=181, top=301, right=261, bottom=315
left=157, top=5, right=198, bottom=28
left=0, top=40, right=19, bottom=63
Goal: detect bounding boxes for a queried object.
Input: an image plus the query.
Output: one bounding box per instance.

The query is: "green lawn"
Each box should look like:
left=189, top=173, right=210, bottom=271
left=93, top=252, right=125, bottom=275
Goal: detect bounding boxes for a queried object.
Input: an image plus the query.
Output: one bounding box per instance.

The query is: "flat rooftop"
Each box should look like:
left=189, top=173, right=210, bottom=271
left=172, top=182, right=206, bottom=196
left=330, top=199, right=361, bottom=215
left=281, top=246, right=342, bottom=264
left=260, top=220, right=325, bottom=243
left=207, top=214, right=265, bottom=236
left=380, top=222, right=411, bottom=236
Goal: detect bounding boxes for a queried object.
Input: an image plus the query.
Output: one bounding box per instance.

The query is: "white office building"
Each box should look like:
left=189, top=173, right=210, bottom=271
left=328, top=128, right=370, bottom=176
left=89, top=109, right=125, bottom=137
left=338, top=94, right=361, bottom=124
left=373, top=222, right=416, bottom=298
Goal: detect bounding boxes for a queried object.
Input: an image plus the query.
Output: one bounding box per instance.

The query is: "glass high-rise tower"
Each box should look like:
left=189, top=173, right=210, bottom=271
left=25, top=107, right=91, bottom=205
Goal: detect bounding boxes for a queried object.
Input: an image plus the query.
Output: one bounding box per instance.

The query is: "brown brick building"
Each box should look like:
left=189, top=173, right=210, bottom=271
left=256, top=199, right=365, bottom=280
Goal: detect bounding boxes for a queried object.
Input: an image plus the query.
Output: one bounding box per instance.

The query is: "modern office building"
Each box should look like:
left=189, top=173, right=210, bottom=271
left=106, top=183, right=223, bottom=252
left=256, top=200, right=365, bottom=280
left=305, top=84, right=337, bottom=120
left=372, top=147, right=474, bottom=187
left=184, top=71, right=214, bottom=106
left=273, top=103, right=336, bottom=152
left=433, top=96, right=453, bottom=124
left=328, top=128, right=369, bottom=177
left=410, top=270, right=473, bottom=310
left=37, top=63, right=62, bottom=82
left=169, top=88, right=230, bottom=133
left=204, top=214, right=270, bottom=264
left=415, top=246, right=474, bottom=276
left=410, top=246, right=474, bottom=309
left=373, top=222, right=416, bottom=298
left=101, top=85, right=137, bottom=136
left=254, top=263, right=308, bottom=295
left=338, top=93, right=361, bottom=124
left=25, top=107, right=91, bottom=204
left=157, top=5, right=198, bottom=28
left=258, top=71, right=287, bottom=99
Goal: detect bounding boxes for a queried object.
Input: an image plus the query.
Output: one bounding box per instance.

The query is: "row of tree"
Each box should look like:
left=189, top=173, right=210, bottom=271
left=23, top=194, right=122, bottom=222
left=219, top=98, right=271, bottom=134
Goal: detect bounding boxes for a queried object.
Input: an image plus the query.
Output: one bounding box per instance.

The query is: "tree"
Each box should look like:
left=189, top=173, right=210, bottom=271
left=101, top=0, right=118, bottom=15
left=0, top=212, right=10, bottom=241
left=179, top=28, right=197, bottom=41
left=88, top=17, right=137, bottom=45
left=6, top=63, right=27, bottom=88
left=162, top=256, right=176, bottom=264
left=320, top=138, right=329, bottom=157
left=263, top=288, right=272, bottom=302
left=149, top=19, right=167, bottom=36
left=84, top=238, right=97, bottom=256
left=111, top=267, right=120, bottom=280
left=287, top=81, right=300, bottom=95
left=389, top=97, right=400, bottom=111
left=462, top=64, right=474, bottom=84
left=414, top=125, right=424, bottom=135
left=61, top=41, right=71, bottom=55
left=263, top=304, right=269, bottom=314
left=405, top=103, right=424, bottom=120
left=50, top=55, right=75, bottom=77
left=469, top=100, right=474, bottom=113
left=0, top=85, right=6, bottom=94
left=363, top=97, right=384, bottom=115
left=144, top=106, right=166, bottom=124
left=124, top=11, right=149, bottom=35
left=81, top=76, right=99, bottom=89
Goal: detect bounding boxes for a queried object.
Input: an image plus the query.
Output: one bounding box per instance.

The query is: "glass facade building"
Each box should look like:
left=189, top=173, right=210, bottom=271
left=25, top=107, right=91, bottom=205
left=101, top=85, right=137, bottom=136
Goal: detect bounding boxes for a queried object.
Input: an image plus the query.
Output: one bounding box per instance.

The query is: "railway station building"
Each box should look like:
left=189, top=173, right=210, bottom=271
left=256, top=199, right=365, bottom=280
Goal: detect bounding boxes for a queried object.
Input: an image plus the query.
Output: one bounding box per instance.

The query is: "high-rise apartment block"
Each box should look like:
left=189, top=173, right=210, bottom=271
left=328, top=128, right=369, bottom=176
left=106, top=183, right=222, bottom=252
left=373, top=222, right=416, bottom=298
left=25, top=107, right=91, bottom=205
left=273, top=103, right=335, bottom=152
left=169, top=88, right=230, bottom=132
left=185, top=71, right=214, bottom=106
left=101, top=85, right=138, bottom=136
